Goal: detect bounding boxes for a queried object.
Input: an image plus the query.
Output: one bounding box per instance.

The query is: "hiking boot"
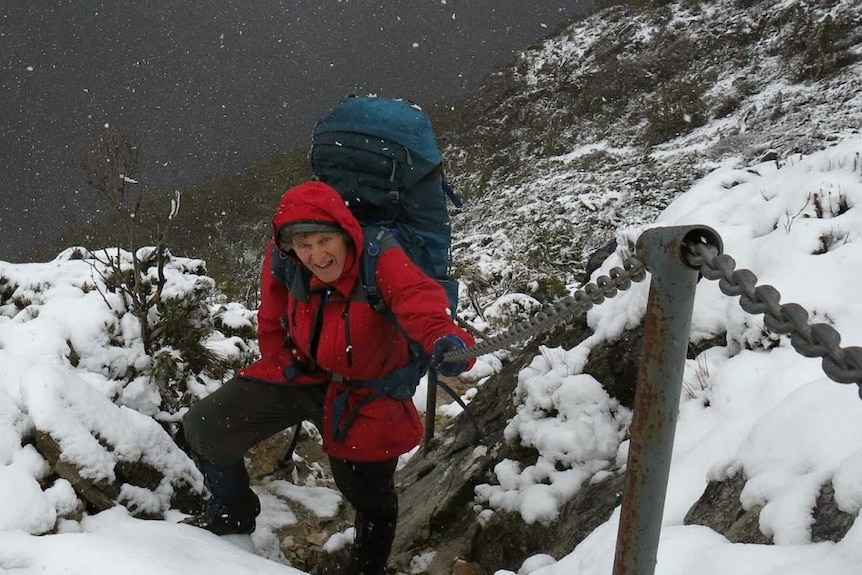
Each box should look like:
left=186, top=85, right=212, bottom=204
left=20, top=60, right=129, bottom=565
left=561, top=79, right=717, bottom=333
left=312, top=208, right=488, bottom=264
left=181, top=491, right=260, bottom=536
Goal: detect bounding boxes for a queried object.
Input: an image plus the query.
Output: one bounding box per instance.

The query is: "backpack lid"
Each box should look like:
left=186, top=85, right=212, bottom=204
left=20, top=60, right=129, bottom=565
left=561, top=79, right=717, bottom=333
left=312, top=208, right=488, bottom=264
left=313, top=96, right=442, bottom=167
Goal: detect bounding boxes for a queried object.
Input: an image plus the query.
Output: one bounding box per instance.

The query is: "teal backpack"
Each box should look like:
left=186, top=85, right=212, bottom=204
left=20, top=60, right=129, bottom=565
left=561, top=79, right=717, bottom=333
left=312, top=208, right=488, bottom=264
left=308, top=94, right=462, bottom=312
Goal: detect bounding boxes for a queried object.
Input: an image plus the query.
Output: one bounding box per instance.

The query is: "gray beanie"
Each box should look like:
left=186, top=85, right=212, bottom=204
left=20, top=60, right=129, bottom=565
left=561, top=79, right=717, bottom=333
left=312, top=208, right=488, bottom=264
left=277, top=220, right=343, bottom=247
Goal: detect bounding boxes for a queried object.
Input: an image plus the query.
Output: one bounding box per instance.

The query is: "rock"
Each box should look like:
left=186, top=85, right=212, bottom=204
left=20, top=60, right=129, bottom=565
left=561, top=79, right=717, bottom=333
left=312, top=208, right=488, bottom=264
left=33, top=427, right=205, bottom=522
left=583, top=323, right=643, bottom=409
left=35, top=430, right=120, bottom=512
left=389, top=321, right=627, bottom=574
left=812, top=483, right=856, bottom=543
left=470, top=472, right=624, bottom=572
left=309, top=543, right=352, bottom=575
left=451, top=559, right=485, bottom=575
left=581, top=240, right=618, bottom=285
left=685, top=471, right=855, bottom=544
left=388, top=312, right=861, bottom=572
left=425, top=541, right=476, bottom=575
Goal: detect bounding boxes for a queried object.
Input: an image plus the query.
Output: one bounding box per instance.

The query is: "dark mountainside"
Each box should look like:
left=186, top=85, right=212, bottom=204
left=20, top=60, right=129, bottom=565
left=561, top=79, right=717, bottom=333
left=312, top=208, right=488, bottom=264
left=0, top=0, right=598, bottom=262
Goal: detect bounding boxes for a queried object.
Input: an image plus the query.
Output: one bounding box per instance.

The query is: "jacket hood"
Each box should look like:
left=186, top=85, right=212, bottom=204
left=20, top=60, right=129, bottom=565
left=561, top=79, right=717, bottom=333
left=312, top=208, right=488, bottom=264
left=272, top=181, right=364, bottom=294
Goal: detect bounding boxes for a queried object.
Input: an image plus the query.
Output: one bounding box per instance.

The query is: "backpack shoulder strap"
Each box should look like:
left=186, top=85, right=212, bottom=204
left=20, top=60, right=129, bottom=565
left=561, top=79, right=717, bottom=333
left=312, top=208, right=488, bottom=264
left=359, top=226, right=429, bottom=363
left=359, top=226, right=400, bottom=312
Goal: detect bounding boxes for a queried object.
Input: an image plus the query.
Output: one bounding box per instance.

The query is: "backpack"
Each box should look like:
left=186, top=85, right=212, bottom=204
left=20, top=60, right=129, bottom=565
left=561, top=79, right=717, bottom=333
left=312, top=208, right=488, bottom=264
left=308, top=94, right=462, bottom=312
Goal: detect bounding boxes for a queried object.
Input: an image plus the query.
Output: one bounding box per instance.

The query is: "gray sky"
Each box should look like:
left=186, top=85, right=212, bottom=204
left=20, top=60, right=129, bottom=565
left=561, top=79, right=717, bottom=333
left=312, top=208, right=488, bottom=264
left=0, top=0, right=595, bottom=260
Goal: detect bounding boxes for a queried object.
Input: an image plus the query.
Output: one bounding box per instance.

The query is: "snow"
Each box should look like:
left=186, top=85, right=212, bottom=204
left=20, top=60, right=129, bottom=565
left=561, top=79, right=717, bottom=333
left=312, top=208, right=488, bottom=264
left=1, top=507, right=300, bottom=574
left=484, top=138, right=862, bottom=575
left=1, top=132, right=861, bottom=574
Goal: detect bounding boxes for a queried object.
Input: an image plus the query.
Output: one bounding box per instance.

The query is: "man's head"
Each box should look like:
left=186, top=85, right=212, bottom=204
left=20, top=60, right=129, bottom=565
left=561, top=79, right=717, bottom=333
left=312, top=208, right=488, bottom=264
left=277, top=221, right=350, bottom=284
left=271, top=181, right=365, bottom=286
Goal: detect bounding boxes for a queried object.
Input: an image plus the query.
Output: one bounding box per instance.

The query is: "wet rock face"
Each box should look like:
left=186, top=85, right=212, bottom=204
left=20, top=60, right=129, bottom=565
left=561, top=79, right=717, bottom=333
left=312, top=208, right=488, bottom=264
left=382, top=318, right=855, bottom=574
left=583, top=324, right=643, bottom=410
left=384, top=321, right=630, bottom=574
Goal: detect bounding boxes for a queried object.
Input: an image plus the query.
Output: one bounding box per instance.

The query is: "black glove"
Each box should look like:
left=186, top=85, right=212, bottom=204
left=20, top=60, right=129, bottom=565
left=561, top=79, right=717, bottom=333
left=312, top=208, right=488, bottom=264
left=432, top=335, right=469, bottom=377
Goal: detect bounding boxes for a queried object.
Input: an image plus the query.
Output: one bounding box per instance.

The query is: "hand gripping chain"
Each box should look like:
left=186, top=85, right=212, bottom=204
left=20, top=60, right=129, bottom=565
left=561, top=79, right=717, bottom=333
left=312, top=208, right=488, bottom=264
left=441, top=257, right=647, bottom=364
left=684, top=241, right=862, bottom=395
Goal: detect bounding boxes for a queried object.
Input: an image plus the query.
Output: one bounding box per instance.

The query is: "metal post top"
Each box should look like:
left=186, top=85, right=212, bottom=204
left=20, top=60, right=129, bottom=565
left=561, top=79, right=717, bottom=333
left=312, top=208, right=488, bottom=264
left=636, top=225, right=723, bottom=270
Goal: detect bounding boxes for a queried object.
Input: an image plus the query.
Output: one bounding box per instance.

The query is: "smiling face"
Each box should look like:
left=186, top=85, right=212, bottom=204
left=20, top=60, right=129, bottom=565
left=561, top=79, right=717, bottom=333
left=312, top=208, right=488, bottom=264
left=290, top=231, right=350, bottom=284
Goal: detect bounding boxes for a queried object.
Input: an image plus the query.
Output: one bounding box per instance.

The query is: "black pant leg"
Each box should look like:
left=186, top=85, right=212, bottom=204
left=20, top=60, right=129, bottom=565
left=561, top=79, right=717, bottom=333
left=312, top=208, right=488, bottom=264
left=183, top=375, right=325, bottom=466
left=330, top=457, right=399, bottom=575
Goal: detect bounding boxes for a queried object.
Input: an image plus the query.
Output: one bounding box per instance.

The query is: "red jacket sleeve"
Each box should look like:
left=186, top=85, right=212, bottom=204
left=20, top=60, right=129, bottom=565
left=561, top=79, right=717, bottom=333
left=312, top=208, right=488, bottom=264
left=374, top=247, right=476, bottom=365
left=239, top=242, right=296, bottom=381
left=256, top=243, right=289, bottom=359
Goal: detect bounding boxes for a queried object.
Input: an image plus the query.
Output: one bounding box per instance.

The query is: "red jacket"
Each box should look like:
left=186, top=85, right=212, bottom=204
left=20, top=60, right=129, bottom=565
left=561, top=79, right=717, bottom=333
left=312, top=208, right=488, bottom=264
left=240, top=181, right=475, bottom=461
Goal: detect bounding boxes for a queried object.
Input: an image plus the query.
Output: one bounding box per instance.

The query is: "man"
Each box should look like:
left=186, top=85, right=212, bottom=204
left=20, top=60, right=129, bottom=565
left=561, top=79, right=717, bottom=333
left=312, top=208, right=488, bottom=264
left=182, top=180, right=474, bottom=575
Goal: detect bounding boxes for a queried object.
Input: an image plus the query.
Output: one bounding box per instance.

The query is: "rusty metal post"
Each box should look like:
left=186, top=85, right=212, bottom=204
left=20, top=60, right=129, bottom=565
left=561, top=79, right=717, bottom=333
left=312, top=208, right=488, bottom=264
left=612, top=225, right=722, bottom=575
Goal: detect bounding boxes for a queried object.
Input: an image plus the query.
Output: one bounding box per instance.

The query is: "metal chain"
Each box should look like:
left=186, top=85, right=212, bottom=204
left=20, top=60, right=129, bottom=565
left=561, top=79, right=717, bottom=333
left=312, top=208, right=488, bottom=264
left=684, top=242, right=862, bottom=394
left=442, top=257, right=647, bottom=363
left=443, top=234, right=862, bottom=398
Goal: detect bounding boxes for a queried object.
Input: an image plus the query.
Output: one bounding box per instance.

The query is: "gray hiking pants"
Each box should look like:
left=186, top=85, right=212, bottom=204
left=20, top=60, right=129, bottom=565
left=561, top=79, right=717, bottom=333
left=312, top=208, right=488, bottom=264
left=182, top=376, right=398, bottom=574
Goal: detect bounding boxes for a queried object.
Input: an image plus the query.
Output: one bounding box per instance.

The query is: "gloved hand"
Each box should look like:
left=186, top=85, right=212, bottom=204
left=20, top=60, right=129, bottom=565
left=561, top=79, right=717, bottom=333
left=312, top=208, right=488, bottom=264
left=432, top=335, right=469, bottom=377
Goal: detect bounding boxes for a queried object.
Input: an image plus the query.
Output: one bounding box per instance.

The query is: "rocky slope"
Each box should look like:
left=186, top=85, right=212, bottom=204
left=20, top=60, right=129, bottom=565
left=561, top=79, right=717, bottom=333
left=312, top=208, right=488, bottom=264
left=442, top=0, right=862, bottom=313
